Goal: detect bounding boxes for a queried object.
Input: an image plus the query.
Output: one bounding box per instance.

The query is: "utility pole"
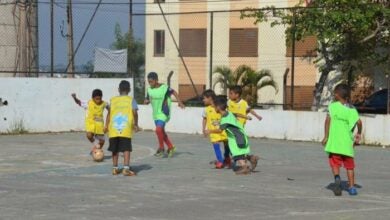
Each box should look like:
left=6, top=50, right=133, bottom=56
left=50, top=0, right=54, bottom=77
left=66, top=0, right=75, bottom=77
left=19, top=0, right=28, bottom=77
left=128, top=0, right=133, bottom=78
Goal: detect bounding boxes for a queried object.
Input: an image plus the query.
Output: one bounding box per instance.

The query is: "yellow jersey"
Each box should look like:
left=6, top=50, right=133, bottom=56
left=85, top=100, right=108, bottom=135
left=227, top=99, right=249, bottom=126
left=203, top=105, right=227, bottom=143
left=109, top=96, right=134, bottom=138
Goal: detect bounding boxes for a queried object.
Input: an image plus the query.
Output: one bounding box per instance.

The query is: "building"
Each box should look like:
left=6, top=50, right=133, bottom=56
left=145, top=0, right=318, bottom=108
left=0, top=1, right=39, bottom=77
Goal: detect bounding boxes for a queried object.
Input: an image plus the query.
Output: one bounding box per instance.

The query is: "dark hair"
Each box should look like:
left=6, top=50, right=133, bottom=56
left=334, top=84, right=350, bottom=100
left=92, top=89, right=103, bottom=98
left=202, top=89, right=216, bottom=100
left=147, top=72, right=158, bottom=80
left=119, top=80, right=131, bottom=93
left=214, top=96, right=228, bottom=111
left=229, top=85, right=242, bottom=96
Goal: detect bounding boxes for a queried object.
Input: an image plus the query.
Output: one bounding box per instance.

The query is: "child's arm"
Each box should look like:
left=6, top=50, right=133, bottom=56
left=248, top=109, right=262, bottom=121
left=104, top=109, right=110, bottom=133
left=234, top=113, right=252, bottom=120
left=322, top=115, right=331, bottom=146
left=133, top=109, right=140, bottom=132
left=171, top=89, right=185, bottom=109
left=354, top=119, right=363, bottom=144
left=144, top=93, right=150, bottom=105
left=202, top=117, right=207, bottom=137
left=71, top=93, right=81, bottom=105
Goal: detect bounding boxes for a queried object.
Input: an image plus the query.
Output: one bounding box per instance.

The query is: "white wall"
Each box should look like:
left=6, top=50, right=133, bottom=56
left=0, top=78, right=133, bottom=133
left=1, top=78, right=388, bottom=146
left=138, top=105, right=390, bottom=146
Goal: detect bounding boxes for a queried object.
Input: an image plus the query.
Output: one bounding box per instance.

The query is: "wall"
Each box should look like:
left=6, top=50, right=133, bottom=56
left=1, top=78, right=388, bottom=146
left=0, top=78, right=133, bottom=133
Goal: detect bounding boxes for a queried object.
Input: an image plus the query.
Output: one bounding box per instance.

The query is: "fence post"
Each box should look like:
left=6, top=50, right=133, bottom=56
left=209, top=12, right=214, bottom=90
left=50, top=0, right=54, bottom=77
left=290, top=9, right=296, bottom=110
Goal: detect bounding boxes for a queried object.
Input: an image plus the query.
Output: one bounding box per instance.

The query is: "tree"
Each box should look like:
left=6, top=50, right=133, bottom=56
left=213, top=65, right=278, bottom=106
left=242, top=0, right=390, bottom=110
left=111, top=23, right=145, bottom=102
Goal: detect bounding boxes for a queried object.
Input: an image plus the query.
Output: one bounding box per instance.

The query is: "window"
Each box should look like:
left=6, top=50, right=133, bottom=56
left=154, top=30, right=165, bottom=57
left=229, top=28, right=258, bottom=57
left=286, top=36, right=317, bottom=57
left=179, top=29, right=207, bottom=57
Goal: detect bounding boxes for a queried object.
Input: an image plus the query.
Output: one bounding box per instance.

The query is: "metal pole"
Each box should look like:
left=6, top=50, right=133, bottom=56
left=290, top=10, right=296, bottom=110
left=50, top=0, right=54, bottom=77
left=66, top=0, right=75, bottom=76
left=128, top=0, right=133, bottom=78
left=209, top=12, right=214, bottom=89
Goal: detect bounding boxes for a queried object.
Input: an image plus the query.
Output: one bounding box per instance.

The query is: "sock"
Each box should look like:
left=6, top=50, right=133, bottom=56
left=334, top=175, right=340, bottom=180
left=123, top=165, right=130, bottom=170
left=155, top=126, right=165, bottom=149
left=113, top=166, right=118, bottom=169
left=223, top=143, right=230, bottom=159
left=163, top=131, right=174, bottom=149
left=213, top=143, right=224, bottom=163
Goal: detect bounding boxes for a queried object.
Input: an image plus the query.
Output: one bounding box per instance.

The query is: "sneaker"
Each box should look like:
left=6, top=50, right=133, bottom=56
left=247, top=155, right=259, bottom=171
left=223, top=157, right=232, bottom=169
left=215, top=161, right=224, bottom=169
left=167, top=146, right=176, bottom=158
left=112, top=167, right=121, bottom=175
left=122, top=168, right=136, bottom=176
left=234, top=165, right=251, bottom=175
left=348, top=187, right=358, bottom=196
left=333, top=177, right=342, bottom=196
left=154, top=149, right=165, bottom=157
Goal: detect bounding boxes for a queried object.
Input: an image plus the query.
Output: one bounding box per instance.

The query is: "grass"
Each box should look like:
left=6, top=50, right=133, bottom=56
left=7, top=118, right=29, bottom=134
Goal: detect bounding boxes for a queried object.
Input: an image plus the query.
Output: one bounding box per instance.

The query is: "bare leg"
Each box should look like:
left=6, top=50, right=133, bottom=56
left=86, top=132, right=95, bottom=143
left=112, top=152, right=119, bottom=167
left=123, top=151, right=130, bottom=167
left=98, top=139, right=105, bottom=149
left=347, top=169, right=355, bottom=188
left=331, top=166, right=340, bottom=177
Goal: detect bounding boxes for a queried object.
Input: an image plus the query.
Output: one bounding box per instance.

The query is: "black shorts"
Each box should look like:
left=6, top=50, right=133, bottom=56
left=108, top=137, right=132, bottom=153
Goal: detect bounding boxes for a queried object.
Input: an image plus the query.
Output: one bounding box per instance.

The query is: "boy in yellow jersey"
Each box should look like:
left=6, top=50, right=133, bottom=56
left=105, top=80, right=139, bottom=176
left=202, top=90, right=231, bottom=169
left=72, top=89, right=109, bottom=153
left=228, top=85, right=262, bottom=126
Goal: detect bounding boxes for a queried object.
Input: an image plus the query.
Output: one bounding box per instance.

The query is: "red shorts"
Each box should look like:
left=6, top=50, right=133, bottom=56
left=329, top=154, right=355, bottom=170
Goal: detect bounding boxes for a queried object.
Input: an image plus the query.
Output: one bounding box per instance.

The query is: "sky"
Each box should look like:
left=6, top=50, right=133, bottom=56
left=38, top=0, right=145, bottom=68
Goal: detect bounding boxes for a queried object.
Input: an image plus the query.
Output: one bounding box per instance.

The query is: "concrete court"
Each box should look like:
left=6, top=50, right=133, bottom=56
left=0, top=131, right=389, bottom=220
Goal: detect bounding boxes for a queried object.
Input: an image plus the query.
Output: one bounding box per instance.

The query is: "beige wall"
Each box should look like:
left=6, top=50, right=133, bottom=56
left=145, top=0, right=319, bottom=104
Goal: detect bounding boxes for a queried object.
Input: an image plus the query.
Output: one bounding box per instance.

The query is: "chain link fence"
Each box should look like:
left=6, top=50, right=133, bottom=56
left=0, top=1, right=388, bottom=112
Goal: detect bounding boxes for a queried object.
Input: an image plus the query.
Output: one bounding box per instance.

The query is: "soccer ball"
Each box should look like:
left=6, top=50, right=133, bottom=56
left=92, top=148, right=104, bottom=162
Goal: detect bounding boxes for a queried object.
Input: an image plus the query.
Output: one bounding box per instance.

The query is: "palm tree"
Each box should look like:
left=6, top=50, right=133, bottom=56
left=212, top=65, right=278, bottom=106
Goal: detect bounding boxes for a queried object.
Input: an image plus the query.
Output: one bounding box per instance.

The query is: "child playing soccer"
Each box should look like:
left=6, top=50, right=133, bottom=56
left=202, top=90, right=231, bottom=169
left=144, top=72, right=185, bottom=158
left=105, top=80, right=139, bottom=176
left=322, top=84, right=362, bottom=196
left=228, top=85, right=262, bottom=126
left=71, top=89, right=109, bottom=153
left=206, top=96, right=259, bottom=175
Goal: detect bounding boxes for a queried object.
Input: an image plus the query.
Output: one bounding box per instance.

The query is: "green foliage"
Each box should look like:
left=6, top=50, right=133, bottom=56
left=111, top=23, right=146, bottom=103
left=242, top=0, right=390, bottom=108
left=213, top=65, right=278, bottom=106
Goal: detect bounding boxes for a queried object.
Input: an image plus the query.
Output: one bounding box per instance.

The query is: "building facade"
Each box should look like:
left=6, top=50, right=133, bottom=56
left=145, top=0, right=318, bottom=107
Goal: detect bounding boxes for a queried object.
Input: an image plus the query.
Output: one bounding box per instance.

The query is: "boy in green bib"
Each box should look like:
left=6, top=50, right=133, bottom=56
left=322, top=84, right=362, bottom=196
left=144, top=72, right=185, bottom=158
left=206, top=96, right=259, bottom=175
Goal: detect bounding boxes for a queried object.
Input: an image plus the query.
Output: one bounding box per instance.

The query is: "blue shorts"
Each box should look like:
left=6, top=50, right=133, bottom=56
left=154, top=120, right=166, bottom=128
